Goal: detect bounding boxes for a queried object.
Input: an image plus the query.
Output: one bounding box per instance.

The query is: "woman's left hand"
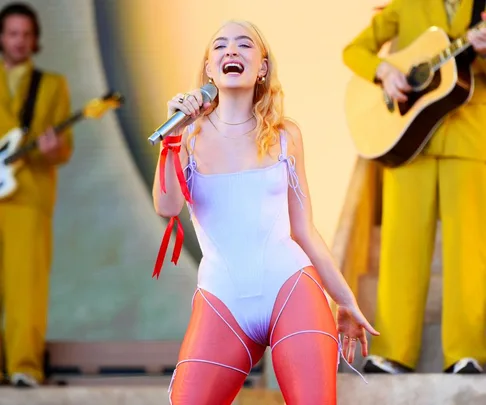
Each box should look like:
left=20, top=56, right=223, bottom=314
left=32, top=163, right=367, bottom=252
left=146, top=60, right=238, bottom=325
left=336, top=304, right=380, bottom=364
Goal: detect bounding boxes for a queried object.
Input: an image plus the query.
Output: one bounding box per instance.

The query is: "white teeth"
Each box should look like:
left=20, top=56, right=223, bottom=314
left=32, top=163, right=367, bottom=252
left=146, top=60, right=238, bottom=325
left=223, top=62, right=244, bottom=74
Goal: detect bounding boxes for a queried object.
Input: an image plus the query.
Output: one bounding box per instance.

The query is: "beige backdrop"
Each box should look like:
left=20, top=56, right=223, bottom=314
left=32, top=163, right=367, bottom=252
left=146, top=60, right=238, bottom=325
left=115, top=0, right=381, bottom=244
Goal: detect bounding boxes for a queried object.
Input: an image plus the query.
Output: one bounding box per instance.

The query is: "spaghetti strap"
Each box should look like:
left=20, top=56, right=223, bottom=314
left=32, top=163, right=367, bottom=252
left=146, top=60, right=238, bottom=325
left=277, top=131, right=305, bottom=208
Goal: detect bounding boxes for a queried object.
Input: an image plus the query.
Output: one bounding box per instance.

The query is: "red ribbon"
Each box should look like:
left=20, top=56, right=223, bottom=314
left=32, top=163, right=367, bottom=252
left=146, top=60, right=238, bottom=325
left=152, top=134, right=192, bottom=279
left=159, top=135, right=193, bottom=204
left=152, top=215, right=184, bottom=279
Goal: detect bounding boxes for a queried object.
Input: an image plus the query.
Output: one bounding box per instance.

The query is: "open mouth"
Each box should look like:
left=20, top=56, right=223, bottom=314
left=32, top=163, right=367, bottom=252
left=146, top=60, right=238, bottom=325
left=222, top=62, right=244, bottom=74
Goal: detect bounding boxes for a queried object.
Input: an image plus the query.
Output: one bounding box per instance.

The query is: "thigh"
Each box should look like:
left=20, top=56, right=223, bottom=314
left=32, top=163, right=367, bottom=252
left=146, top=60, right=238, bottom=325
left=270, top=267, right=338, bottom=405
left=380, top=158, right=438, bottom=275
left=170, top=289, right=266, bottom=405
left=438, top=158, right=486, bottom=268
left=1, top=204, right=51, bottom=301
left=438, top=159, right=486, bottom=339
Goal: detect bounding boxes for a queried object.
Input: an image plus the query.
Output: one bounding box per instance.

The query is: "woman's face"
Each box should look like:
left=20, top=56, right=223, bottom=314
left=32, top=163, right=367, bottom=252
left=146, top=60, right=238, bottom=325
left=206, top=22, right=267, bottom=91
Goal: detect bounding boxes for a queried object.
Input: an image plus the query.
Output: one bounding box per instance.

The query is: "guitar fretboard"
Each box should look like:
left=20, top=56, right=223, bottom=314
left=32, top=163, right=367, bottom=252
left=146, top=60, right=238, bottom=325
left=430, top=20, right=486, bottom=71
left=4, top=110, right=85, bottom=165
left=55, top=111, right=84, bottom=133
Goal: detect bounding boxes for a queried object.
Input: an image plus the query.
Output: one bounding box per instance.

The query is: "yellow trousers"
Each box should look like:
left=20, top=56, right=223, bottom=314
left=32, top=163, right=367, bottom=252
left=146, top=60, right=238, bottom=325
left=0, top=204, right=51, bottom=382
left=372, top=157, right=486, bottom=370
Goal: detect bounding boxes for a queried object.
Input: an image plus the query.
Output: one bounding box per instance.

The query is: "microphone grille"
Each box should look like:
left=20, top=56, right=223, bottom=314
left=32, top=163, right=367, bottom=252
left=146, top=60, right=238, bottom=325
left=200, top=83, right=218, bottom=103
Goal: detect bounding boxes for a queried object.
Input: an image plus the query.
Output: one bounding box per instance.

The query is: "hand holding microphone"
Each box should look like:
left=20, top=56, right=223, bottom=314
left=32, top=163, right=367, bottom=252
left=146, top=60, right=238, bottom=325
left=148, top=83, right=218, bottom=145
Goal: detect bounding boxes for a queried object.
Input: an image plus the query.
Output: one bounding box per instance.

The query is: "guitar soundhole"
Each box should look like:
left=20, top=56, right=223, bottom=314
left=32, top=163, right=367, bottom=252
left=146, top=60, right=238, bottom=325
left=407, top=63, right=433, bottom=90
left=398, top=69, right=442, bottom=116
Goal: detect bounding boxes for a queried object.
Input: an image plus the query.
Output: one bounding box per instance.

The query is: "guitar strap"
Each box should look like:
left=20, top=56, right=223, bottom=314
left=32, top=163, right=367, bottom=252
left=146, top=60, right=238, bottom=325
left=19, top=68, right=42, bottom=133
left=470, top=0, right=486, bottom=28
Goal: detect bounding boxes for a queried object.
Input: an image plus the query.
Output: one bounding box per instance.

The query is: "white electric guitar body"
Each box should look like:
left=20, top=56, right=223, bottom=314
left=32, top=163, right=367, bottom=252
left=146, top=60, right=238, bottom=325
left=0, top=127, right=26, bottom=199
left=0, top=92, right=124, bottom=200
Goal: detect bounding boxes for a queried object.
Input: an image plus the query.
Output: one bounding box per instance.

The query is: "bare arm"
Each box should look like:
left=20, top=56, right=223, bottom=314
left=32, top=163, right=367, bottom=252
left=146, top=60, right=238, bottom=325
left=152, top=88, right=211, bottom=218
left=342, top=0, right=401, bottom=83
left=152, top=129, right=189, bottom=218
left=285, top=120, right=356, bottom=307
left=285, top=120, right=378, bottom=362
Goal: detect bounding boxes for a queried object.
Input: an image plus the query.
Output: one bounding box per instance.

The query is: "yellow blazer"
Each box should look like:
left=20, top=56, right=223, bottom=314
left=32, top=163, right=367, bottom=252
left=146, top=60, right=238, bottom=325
left=0, top=61, right=73, bottom=216
left=343, top=0, right=486, bottom=161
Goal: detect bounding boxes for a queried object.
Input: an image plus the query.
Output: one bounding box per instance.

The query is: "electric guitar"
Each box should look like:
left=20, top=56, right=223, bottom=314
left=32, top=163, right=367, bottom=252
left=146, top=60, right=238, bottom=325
left=0, top=91, right=124, bottom=199
left=344, top=20, right=486, bottom=167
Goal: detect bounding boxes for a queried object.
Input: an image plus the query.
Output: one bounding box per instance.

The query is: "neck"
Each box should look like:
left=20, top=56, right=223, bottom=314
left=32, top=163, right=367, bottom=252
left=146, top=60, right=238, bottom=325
left=215, top=89, right=255, bottom=123
left=2, top=55, right=30, bottom=70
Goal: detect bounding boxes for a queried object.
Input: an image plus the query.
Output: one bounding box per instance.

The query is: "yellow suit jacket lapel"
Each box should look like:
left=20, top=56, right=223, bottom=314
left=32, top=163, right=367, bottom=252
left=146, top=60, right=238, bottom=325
left=11, top=62, right=34, bottom=122
left=0, top=63, right=14, bottom=118
left=450, top=0, right=474, bottom=37
left=428, top=0, right=450, bottom=32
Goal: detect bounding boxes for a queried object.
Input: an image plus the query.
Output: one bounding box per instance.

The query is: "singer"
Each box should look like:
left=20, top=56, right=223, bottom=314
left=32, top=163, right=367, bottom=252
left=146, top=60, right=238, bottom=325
left=152, top=20, right=377, bottom=405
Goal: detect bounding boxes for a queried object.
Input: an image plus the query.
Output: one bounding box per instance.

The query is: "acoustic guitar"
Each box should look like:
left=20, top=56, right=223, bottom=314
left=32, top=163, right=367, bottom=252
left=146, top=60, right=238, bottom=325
left=344, top=20, right=486, bottom=167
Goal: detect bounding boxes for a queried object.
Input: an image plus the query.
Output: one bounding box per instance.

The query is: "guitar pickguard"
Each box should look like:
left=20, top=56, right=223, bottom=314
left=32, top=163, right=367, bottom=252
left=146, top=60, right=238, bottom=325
left=0, top=127, right=26, bottom=199
left=398, top=69, right=442, bottom=116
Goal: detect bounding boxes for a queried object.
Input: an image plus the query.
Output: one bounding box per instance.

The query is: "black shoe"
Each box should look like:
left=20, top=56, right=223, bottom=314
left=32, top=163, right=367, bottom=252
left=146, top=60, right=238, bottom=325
left=363, top=355, right=413, bottom=374
left=444, top=358, right=483, bottom=374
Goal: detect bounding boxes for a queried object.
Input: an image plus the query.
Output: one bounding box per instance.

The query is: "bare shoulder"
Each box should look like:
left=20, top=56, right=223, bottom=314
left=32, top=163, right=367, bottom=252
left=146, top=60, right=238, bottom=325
left=282, top=118, right=304, bottom=152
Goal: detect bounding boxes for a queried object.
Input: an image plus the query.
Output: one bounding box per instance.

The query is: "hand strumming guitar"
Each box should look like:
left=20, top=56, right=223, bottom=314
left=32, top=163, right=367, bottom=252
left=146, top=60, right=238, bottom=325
left=375, top=61, right=412, bottom=102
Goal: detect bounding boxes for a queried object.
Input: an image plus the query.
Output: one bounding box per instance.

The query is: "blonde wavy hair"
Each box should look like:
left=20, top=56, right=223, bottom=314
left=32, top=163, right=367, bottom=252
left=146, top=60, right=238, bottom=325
left=187, top=20, right=285, bottom=158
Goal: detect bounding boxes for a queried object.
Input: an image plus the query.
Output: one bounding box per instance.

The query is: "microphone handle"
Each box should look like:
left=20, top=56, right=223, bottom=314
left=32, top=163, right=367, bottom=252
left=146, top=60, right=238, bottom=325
left=148, top=111, right=194, bottom=146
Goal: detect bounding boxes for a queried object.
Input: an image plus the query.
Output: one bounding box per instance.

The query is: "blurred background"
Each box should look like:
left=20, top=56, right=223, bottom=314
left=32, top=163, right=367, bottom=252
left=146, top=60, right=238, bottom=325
left=35, top=0, right=373, bottom=343
left=0, top=0, right=484, bottom=404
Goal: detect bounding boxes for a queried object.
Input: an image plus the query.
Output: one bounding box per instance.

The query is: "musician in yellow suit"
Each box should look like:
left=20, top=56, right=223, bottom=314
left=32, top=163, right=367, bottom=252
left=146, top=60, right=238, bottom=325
left=343, top=0, right=486, bottom=374
left=0, top=3, right=72, bottom=387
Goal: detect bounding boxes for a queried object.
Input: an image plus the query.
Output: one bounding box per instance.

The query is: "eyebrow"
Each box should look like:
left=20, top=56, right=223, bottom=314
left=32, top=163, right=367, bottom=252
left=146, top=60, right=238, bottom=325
left=212, top=35, right=254, bottom=44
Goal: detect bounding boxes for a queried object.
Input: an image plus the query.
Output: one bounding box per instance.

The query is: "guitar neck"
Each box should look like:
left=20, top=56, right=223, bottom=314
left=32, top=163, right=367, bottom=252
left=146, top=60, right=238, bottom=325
left=430, top=21, right=486, bottom=71
left=4, top=110, right=84, bottom=164
left=54, top=111, right=84, bottom=133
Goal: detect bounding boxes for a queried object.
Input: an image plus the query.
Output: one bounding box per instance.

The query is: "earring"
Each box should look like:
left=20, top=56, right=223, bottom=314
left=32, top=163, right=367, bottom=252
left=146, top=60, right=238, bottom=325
left=257, top=76, right=266, bottom=84
left=208, top=77, right=214, bottom=84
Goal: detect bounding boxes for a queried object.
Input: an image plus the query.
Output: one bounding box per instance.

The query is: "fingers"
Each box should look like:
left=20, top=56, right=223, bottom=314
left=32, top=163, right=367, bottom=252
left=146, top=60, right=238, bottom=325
left=383, top=70, right=411, bottom=103
left=353, top=310, right=380, bottom=337
left=364, top=322, right=380, bottom=336
left=468, top=30, right=486, bottom=53
left=185, top=94, right=201, bottom=117
left=167, top=90, right=210, bottom=119
left=359, top=332, right=368, bottom=358
left=37, top=128, right=60, bottom=154
left=342, top=335, right=358, bottom=363
left=342, top=334, right=349, bottom=357
left=347, top=337, right=357, bottom=363
left=396, top=74, right=412, bottom=92
left=388, top=78, right=409, bottom=102
left=167, top=93, right=193, bottom=116
left=188, top=90, right=203, bottom=107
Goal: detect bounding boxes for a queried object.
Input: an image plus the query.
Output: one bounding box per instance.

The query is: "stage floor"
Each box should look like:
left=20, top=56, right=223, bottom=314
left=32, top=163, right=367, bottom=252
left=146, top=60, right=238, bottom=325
left=0, top=374, right=485, bottom=405
left=0, top=387, right=284, bottom=405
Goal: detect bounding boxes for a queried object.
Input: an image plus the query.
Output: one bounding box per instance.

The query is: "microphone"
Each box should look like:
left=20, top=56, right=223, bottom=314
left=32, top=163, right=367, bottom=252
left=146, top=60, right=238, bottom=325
left=148, top=83, right=218, bottom=146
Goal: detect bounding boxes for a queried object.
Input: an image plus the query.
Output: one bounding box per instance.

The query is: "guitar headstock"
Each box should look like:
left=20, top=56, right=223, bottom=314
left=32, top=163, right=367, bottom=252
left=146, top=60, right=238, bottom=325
left=82, top=91, right=125, bottom=119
